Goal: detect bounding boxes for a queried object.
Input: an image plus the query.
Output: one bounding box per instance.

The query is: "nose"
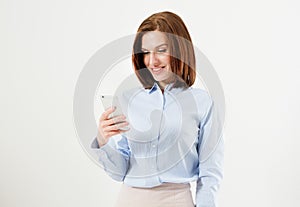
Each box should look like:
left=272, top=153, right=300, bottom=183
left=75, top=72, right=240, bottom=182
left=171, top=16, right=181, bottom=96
left=148, top=51, right=159, bottom=67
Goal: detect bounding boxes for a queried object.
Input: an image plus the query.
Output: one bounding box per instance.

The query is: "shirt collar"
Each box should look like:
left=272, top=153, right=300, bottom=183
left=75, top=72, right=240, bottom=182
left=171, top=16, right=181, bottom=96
left=147, top=82, right=178, bottom=94
left=147, top=82, right=158, bottom=94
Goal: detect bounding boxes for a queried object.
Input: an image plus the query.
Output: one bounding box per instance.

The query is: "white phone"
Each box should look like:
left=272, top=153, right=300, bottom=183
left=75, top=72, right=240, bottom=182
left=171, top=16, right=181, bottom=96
left=100, top=95, right=129, bottom=130
left=100, top=95, right=123, bottom=118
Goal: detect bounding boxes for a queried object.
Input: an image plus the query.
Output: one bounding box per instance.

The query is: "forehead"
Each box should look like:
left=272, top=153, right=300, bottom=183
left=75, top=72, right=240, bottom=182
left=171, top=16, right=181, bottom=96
left=141, top=31, right=168, bottom=49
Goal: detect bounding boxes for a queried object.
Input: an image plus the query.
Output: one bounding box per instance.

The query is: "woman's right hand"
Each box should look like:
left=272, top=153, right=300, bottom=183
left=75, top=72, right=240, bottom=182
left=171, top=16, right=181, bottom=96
left=97, top=106, right=129, bottom=147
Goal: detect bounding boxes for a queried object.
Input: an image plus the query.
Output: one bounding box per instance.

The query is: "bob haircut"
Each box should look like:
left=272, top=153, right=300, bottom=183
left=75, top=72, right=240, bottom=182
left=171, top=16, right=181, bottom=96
left=132, top=11, right=196, bottom=89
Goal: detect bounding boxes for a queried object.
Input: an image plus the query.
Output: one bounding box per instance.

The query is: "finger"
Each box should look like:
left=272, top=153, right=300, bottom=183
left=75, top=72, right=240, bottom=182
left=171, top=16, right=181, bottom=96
left=100, top=106, right=116, bottom=121
left=104, top=130, right=124, bottom=138
left=104, top=121, right=129, bottom=131
left=105, top=115, right=127, bottom=126
left=100, top=114, right=126, bottom=128
left=105, top=127, right=130, bottom=138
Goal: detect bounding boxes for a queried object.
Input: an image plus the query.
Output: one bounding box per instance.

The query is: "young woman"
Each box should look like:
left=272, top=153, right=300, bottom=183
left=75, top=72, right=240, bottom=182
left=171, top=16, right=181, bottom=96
left=91, top=11, right=224, bottom=207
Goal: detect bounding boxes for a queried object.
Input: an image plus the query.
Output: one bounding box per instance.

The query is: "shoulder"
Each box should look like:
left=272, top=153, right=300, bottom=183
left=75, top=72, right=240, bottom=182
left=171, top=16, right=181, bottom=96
left=117, top=86, right=148, bottom=102
left=186, top=87, right=214, bottom=120
left=189, top=87, right=213, bottom=107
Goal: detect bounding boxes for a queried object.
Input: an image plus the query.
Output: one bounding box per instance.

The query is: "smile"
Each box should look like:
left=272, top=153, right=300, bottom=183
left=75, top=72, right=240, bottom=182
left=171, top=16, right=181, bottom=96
left=152, top=66, right=165, bottom=74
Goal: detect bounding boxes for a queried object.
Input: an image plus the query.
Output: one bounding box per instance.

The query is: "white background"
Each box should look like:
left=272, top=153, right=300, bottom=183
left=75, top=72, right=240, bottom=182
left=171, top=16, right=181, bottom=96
left=1, top=0, right=299, bottom=206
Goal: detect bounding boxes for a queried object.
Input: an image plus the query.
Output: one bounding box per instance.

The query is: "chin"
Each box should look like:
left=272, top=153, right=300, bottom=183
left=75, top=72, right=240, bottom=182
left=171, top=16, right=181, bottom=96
left=153, top=76, right=168, bottom=82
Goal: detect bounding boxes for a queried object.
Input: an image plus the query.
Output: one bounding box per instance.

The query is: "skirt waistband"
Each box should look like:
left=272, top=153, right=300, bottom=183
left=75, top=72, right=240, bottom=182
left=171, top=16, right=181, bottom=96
left=129, top=182, right=190, bottom=191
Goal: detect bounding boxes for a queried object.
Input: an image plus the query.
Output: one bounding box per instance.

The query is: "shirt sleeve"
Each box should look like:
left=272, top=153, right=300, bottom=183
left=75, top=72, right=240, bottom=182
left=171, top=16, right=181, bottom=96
left=90, top=134, right=131, bottom=182
left=196, top=99, right=225, bottom=207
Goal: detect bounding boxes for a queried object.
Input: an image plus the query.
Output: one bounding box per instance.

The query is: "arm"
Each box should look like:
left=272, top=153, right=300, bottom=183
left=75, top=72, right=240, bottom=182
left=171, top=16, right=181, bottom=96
left=91, top=105, right=130, bottom=181
left=196, top=100, right=225, bottom=207
left=91, top=134, right=131, bottom=182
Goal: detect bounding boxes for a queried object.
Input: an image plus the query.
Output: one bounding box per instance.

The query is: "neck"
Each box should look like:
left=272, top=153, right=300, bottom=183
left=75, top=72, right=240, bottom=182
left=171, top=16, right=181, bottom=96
left=158, top=81, right=167, bottom=90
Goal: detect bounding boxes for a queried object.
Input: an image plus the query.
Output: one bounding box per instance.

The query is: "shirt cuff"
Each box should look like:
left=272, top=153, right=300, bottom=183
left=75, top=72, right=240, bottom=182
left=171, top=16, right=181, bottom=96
left=91, top=137, right=100, bottom=149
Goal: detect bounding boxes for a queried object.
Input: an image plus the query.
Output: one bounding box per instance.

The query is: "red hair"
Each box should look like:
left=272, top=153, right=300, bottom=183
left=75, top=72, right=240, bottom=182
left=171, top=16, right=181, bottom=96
left=132, top=11, right=196, bottom=89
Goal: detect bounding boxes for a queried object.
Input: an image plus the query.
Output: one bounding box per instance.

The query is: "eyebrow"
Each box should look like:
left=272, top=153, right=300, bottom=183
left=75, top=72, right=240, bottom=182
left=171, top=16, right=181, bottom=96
left=141, top=43, right=168, bottom=51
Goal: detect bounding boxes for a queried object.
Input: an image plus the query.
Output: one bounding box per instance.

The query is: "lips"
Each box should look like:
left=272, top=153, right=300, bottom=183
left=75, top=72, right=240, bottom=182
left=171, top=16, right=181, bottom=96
left=151, top=66, right=165, bottom=74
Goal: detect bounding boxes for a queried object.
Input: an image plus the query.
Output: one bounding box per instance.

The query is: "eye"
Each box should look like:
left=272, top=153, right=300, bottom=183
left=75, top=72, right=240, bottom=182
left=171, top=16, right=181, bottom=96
left=157, top=48, right=167, bottom=53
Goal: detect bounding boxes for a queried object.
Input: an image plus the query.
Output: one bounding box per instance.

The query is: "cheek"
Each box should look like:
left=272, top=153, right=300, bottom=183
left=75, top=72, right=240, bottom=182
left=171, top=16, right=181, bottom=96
left=143, top=56, right=149, bottom=66
left=160, top=55, right=170, bottom=66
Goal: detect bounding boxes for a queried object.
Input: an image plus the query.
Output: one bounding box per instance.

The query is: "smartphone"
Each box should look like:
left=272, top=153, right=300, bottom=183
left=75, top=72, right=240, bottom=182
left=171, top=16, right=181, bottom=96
left=100, top=95, right=123, bottom=117
left=100, top=95, right=129, bottom=130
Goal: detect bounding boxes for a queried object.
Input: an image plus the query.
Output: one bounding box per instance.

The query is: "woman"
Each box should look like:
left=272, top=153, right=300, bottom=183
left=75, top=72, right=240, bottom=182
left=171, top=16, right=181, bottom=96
left=91, top=11, right=224, bottom=207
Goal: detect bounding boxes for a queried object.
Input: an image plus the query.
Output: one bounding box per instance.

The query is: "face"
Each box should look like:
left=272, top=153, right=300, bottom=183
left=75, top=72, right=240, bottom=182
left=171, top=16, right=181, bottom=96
left=141, top=31, right=173, bottom=89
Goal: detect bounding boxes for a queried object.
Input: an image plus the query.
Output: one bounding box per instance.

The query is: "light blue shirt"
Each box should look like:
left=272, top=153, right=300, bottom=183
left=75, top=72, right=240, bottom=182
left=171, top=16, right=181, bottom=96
left=91, top=82, right=224, bottom=207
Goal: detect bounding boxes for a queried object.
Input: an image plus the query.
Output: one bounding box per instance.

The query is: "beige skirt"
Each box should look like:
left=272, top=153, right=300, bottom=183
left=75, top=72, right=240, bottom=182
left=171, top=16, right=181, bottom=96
left=114, top=182, right=195, bottom=207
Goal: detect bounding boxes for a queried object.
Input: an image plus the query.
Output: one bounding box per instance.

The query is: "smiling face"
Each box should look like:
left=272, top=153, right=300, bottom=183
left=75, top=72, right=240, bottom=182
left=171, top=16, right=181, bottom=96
left=141, top=31, right=174, bottom=89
